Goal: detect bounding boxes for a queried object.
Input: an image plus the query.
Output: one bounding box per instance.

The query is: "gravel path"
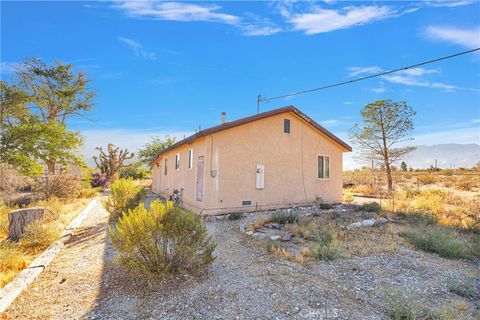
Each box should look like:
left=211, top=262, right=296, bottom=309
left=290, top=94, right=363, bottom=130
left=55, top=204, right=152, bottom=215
left=4, top=199, right=479, bottom=319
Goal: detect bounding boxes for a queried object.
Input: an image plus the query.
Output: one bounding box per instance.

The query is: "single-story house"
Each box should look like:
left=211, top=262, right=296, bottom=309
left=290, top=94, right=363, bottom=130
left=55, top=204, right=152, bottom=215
left=150, top=105, right=351, bottom=214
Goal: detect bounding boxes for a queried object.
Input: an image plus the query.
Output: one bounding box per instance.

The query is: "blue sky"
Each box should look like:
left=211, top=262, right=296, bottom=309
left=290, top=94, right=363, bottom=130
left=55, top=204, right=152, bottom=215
left=1, top=0, right=479, bottom=168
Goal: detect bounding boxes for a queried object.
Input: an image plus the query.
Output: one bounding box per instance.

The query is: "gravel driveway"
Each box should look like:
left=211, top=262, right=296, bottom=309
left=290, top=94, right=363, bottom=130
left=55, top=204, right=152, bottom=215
left=4, top=198, right=479, bottom=319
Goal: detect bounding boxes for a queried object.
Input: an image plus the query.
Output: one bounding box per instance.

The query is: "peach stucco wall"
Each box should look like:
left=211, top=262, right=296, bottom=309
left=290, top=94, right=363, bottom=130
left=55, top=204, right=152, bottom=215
left=151, top=111, right=348, bottom=214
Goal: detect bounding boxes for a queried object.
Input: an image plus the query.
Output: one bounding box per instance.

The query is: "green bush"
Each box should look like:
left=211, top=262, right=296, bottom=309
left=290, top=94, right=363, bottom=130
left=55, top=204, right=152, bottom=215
left=268, top=211, right=299, bottom=224
left=358, top=202, right=382, bottom=213
left=103, top=178, right=146, bottom=217
left=446, top=277, right=476, bottom=298
left=405, top=227, right=473, bottom=260
left=119, top=164, right=151, bottom=180
left=227, top=212, right=243, bottom=220
left=386, top=290, right=420, bottom=320
left=109, top=200, right=215, bottom=277
left=308, top=229, right=341, bottom=260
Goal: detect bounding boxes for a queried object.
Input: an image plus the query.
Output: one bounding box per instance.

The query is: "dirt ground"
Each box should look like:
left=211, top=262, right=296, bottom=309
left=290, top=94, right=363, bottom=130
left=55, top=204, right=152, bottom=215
left=3, top=197, right=479, bottom=319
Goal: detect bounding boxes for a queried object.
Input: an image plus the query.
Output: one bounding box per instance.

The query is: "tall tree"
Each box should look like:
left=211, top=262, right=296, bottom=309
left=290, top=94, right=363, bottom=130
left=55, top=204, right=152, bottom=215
left=93, top=144, right=134, bottom=181
left=137, top=136, right=176, bottom=165
left=350, top=100, right=416, bottom=191
left=400, top=161, right=408, bottom=172
left=16, top=58, right=94, bottom=174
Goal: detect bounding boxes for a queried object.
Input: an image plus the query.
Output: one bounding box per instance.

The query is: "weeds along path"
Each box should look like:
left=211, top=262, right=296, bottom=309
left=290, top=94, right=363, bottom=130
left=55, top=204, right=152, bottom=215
left=4, top=199, right=110, bottom=319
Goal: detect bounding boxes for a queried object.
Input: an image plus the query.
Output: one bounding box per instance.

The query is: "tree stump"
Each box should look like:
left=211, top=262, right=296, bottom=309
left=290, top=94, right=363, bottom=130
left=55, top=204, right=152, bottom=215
left=8, top=207, right=45, bottom=241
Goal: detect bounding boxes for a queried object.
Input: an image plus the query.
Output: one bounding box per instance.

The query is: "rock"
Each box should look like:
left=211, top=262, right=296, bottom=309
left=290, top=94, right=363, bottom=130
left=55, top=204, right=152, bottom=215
left=239, top=224, right=245, bottom=232
left=282, top=231, right=292, bottom=241
left=252, top=232, right=269, bottom=239
left=361, top=219, right=376, bottom=227
left=270, top=235, right=281, bottom=241
left=265, top=223, right=280, bottom=229
left=346, top=222, right=363, bottom=230
left=376, top=217, right=388, bottom=224
left=245, top=231, right=254, bottom=236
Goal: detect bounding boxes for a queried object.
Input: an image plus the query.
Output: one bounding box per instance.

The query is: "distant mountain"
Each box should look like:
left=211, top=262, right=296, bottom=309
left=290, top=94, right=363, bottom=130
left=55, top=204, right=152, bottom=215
left=402, top=144, right=480, bottom=169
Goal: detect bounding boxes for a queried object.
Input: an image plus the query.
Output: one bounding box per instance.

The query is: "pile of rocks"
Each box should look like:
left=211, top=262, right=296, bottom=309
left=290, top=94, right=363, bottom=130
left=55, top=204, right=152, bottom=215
left=346, top=217, right=393, bottom=230
left=239, top=223, right=293, bottom=241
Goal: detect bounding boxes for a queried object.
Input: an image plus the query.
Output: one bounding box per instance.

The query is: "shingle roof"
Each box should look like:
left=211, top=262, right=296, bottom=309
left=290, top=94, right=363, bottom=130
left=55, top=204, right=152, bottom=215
left=150, top=105, right=352, bottom=165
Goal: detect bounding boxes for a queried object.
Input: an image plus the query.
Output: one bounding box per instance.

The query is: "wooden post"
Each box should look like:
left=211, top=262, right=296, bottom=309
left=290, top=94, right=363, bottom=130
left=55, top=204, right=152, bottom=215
left=8, top=207, right=45, bottom=241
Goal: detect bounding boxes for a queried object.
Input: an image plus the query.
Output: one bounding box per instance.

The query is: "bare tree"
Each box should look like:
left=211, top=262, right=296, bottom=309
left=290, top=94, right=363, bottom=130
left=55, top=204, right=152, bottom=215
left=93, top=144, right=134, bottom=181
left=350, top=100, right=416, bottom=191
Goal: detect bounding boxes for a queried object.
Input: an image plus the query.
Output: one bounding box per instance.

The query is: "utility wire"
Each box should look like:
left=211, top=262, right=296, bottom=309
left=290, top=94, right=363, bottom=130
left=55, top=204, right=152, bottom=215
left=261, top=47, right=480, bottom=103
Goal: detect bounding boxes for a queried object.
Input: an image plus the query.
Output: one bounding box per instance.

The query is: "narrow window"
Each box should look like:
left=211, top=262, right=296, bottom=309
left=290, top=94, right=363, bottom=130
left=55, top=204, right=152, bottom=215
left=188, top=149, right=193, bottom=169
left=318, top=155, right=330, bottom=179
left=284, top=119, right=290, bottom=133
left=164, top=158, right=168, bottom=175
left=175, top=153, right=180, bottom=170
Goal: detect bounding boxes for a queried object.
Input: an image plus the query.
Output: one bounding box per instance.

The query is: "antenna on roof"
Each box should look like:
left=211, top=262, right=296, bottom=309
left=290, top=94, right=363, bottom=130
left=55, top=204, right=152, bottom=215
left=257, top=94, right=267, bottom=114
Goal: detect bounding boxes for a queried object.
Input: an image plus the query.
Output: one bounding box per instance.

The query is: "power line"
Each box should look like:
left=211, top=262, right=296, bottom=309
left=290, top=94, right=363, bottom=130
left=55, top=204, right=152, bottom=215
left=258, top=47, right=480, bottom=106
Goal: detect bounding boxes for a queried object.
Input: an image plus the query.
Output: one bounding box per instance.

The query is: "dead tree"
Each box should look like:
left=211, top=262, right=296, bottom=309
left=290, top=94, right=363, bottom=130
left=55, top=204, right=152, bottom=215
left=93, top=143, right=134, bottom=181
left=8, top=207, right=45, bottom=241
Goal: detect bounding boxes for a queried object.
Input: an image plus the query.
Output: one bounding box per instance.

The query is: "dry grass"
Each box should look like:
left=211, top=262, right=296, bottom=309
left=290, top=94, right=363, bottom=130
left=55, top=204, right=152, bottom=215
left=0, top=197, right=93, bottom=288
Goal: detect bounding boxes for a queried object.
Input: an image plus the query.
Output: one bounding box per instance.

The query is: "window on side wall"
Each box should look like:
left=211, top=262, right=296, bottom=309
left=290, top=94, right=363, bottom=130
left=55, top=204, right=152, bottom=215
left=284, top=119, right=290, bottom=133
left=175, top=153, right=180, bottom=170
left=188, top=149, right=193, bottom=169
left=164, top=158, right=168, bottom=175
left=318, top=155, right=330, bottom=179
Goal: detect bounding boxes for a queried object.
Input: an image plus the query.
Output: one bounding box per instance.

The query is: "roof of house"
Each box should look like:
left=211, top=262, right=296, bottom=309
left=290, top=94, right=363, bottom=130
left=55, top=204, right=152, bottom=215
left=150, top=105, right=352, bottom=165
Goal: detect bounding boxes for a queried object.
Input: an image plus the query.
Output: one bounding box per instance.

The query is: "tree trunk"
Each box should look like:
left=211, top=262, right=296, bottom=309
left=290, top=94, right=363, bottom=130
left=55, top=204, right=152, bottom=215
left=385, top=161, right=393, bottom=192
left=46, top=160, right=56, bottom=175
left=8, top=208, right=45, bottom=241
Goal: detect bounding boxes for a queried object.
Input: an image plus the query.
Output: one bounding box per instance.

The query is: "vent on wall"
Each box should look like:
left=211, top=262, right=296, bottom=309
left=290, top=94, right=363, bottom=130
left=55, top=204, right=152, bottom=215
left=242, top=200, right=252, bottom=206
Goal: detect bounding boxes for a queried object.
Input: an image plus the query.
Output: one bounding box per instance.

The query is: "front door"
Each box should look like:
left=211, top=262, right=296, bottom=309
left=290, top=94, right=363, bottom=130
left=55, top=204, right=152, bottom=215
left=196, top=156, right=204, bottom=202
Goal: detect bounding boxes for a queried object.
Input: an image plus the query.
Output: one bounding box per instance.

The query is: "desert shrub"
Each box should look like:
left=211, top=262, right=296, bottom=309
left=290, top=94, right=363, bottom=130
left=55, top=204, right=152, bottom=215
left=103, top=178, right=146, bottom=217
left=34, top=173, right=81, bottom=200
left=292, top=218, right=316, bottom=240
left=36, top=197, right=63, bottom=222
left=358, top=202, right=382, bottom=213
left=91, top=172, right=109, bottom=188
left=20, top=220, right=63, bottom=252
left=265, top=239, right=292, bottom=259
left=0, top=241, right=32, bottom=287
left=343, top=192, right=354, bottom=203
left=417, top=175, right=435, bottom=185
left=0, top=202, right=9, bottom=238
left=404, top=227, right=473, bottom=260
left=268, top=211, right=299, bottom=224
left=396, top=211, right=437, bottom=226
left=109, top=201, right=215, bottom=277
left=78, top=186, right=100, bottom=198
left=227, top=212, right=243, bottom=220
left=351, top=184, right=375, bottom=195
left=309, top=229, right=341, bottom=260
left=119, top=164, right=151, bottom=180
left=455, top=176, right=475, bottom=191
left=318, top=202, right=333, bottom=210
left=386, top=290, right=420, bottom=320
left=446, top=277, right=476, bottom=298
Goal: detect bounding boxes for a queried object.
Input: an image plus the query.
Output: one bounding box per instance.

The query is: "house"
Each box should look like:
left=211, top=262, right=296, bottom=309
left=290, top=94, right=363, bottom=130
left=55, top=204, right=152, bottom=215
left=150, top=106, right=351, bottom=214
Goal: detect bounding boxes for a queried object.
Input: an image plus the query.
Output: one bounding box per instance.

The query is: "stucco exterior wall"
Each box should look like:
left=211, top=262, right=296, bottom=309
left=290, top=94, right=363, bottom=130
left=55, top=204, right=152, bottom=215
left=152, top=111, right=347, bottom=214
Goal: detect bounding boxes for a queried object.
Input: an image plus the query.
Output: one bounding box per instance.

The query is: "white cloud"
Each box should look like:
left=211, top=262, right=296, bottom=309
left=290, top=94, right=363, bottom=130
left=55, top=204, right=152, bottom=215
left=241, top=25, right=282, bottom=36
left=117, top=37, right=156, bottom=59
left=370, top=87, right=387, bottom=93
left=424, top=26, right=480, bottom=49
left=424, top=1, right=475, bottom=8
left=287, top=5, right=395, bottom=34
left=343, top=101, right=353, bottom=105
left=115, top=1, right=239, bottom=25
left=347, top=66, right=382, bottom=77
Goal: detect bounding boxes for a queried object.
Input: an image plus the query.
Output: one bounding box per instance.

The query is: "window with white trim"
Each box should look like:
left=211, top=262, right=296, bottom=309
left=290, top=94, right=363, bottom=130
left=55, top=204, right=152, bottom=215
left=188, top=149, right=193, bottom=169
left=318, top=155, right=330, bottom=179
left=175, top=153, right=180, bottom=170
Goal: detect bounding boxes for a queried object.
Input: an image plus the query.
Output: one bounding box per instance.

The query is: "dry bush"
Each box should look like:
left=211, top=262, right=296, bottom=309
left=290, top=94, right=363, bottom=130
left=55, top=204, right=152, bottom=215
left=20, top=220, right=63, bottom=253
left=34, top=173, right=81, bottom=200
left=0, top=202, right=9, bottom=238
left=350, top=184, right=375, bottom=195
left=417, top=175, right=435, bottom=185
left=337, top=224, right=400, bottom=257
left=343, top=192, right=354, bottom=203
left=0, top=165, right=31, bottom=204
left=0, top=241, right=33, bottom=287
left=455, top=176, right=477, bottom=191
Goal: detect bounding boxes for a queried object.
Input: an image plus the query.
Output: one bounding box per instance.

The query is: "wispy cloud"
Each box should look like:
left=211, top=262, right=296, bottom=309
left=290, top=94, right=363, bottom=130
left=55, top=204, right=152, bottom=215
left=424, top=26, right=480, bottom=49
left=115, top=1, right=239, bottom=25
left=347, top=66, right=479, bottom=93
left=370, top=87, right=387, bottom=93
left=321, top=119, right=341, bottom=127
left=118, top=37, right=156, bottom=59
left=347, top=66, right=382, bottom=77
left=424, top=1, right=475, bottom=8
left=286, top=5, right=395, bottom=34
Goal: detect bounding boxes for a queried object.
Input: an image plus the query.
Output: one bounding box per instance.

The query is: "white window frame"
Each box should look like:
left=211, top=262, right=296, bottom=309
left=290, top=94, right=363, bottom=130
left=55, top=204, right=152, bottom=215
left=188, top=149, right=193, bottom=169
left=317, top=155, right=330, bottom=180
left=175, top=153, right=180, bottom=170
